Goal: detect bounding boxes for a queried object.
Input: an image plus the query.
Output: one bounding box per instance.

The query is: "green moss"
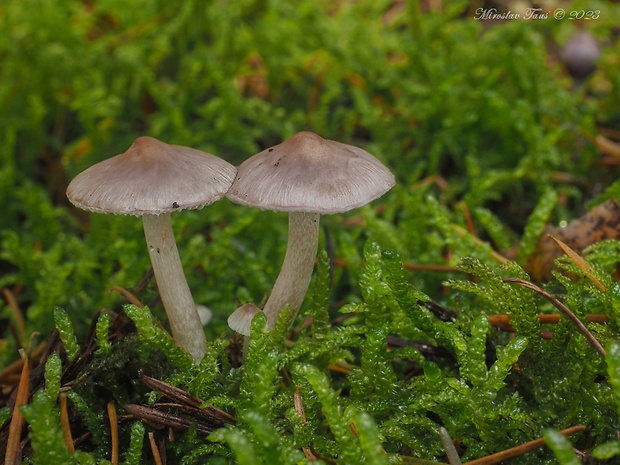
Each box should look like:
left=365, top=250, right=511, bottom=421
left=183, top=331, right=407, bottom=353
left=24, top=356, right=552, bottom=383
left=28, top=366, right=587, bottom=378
left=122, top=422, right=146, bottom=465
left=124, top=304, right=194, bottom=370
left=3, top=1, right=620, bottom=463
left=53, top=307, right=80, bottom=362
left=20, top=355, right=73, bottom=465
left=544, top=429, right=581, bottom=465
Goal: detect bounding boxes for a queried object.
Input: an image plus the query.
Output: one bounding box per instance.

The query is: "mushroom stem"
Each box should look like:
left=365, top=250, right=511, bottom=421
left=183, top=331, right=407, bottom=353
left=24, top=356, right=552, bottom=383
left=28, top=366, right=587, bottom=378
left=262, top=212, right=320, bottom=329
left=142, top=213, right=206, bottom=362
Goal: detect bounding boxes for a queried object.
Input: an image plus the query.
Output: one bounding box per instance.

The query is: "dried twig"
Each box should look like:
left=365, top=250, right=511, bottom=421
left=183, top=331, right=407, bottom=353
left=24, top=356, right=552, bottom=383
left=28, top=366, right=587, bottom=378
left=1, top=289, right=26, bottom=341
left=107, top=402, right=119, bottom=465
left=59, top=393, right=74, bottom=452
left=488, top=313, right=608, bottom=338
left=4, top=349, right=29, bottom=465
left=140, top=373, right=235, bottom=424
left=125, top=374, right=235, bottom=437
left=294, top=386, right=318, bottom=461
left=124, top=404, right=217, bottom=435
left=0, top=343, right=45, bottom=386
left=488, top=314, right=608, bottom=326
left=504, top=278, right=606, bottom=358
left=548, top=235, right=606, bottom=292
left=463, top=425, right=586, bottom=465
left=403, top=263, right=461, bottom=273
left=110, top=286, right=144, bottom=308
left=148, top=432, right=164, bottom=465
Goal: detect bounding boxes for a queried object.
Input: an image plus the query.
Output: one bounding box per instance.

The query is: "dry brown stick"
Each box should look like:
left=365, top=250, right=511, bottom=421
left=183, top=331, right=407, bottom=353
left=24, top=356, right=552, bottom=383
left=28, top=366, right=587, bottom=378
left=548, top=235, right=606, bottom=292
left=0, top=342, right=45, bottom=384
left=294, top=386, right=307, bottom=423
left=596, top=134, right=620, bottom=159
left=140, top=373, right=201, bottom=408
left=59, top=393, right=75, bottom=452
left=294, top=386, right=318, bottom=461
left=459, top=201, right=476, bottom=237
left=134, top=268, right=155, bottom=294
left=327, top=362, right=354, bottom=375
left=463, top=425, right=586, bottom=465
left=334, top=257, right=460, bottom=273
left=4, top=349, right=29, bottom=465
left=2, top=288, right=26, bottom=341
left=404, top=263, right=462, bottom=273
left=107, top=402, right=119, bottom=465
left=504, top=278, right=606, bottom=358
left=140, top=373, right=235, bottom=425
left=110, top=286, right=144, bottom=308
left=148, top=432, right=164, bottom=465
left=488, top=314, right=609, bottom=326
left=123, top=404, right=214, bottom=435
left=452, top=224, right=509, bottom=264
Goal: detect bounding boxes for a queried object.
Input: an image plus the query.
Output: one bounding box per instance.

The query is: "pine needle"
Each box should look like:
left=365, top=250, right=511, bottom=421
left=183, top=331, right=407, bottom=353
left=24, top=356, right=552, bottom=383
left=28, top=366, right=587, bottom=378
left=4, top=349, right=29, bottom=465
left=107, top=402, right=119, bottom=465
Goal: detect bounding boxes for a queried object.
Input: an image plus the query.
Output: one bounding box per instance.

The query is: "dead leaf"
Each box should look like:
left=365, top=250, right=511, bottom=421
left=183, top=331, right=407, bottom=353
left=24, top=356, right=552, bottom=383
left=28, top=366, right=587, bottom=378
left=548, top=235, right=606, bottom=292
left=525, top=199, right=620, bottom=281
left=596, top=134, right=620, bottom=160
left=234, top=53, right=269, bottom=99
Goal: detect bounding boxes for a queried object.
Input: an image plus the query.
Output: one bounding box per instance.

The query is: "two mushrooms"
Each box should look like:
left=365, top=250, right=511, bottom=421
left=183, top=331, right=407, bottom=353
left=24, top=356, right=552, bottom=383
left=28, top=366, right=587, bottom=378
left=67, top=132, right=395, bottom=363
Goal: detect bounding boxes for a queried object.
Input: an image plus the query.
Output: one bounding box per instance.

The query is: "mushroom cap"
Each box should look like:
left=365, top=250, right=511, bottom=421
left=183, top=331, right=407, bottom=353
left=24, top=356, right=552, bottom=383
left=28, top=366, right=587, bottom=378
left=560, top=30, right=601, bottom=80
left=66, top=136, right=237, bottom=216
left=228, top=303, right=262, bottom=336
left=226, top=131, right=395, bottom=214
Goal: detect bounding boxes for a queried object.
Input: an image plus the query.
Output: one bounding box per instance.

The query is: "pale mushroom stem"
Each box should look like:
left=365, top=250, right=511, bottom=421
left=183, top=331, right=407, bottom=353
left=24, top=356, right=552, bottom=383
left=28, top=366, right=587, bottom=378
left=142, top=213, right=206, bottom=362
left=262, top=211, right=321, bottom=329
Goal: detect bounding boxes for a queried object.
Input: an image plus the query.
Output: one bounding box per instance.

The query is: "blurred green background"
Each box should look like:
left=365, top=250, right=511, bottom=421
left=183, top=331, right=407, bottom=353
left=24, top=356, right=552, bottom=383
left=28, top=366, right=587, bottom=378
left=1, top=0, right=619, bottom=342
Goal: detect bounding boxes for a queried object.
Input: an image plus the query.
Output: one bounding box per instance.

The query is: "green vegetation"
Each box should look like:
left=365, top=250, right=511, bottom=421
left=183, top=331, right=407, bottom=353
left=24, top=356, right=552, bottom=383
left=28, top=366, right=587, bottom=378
left=2, top=0, right=620, bottom=463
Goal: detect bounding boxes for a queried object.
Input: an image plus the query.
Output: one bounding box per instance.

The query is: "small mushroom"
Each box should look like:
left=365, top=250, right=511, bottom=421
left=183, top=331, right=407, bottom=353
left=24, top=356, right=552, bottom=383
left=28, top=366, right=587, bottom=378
left=228, top=303, right=262, bottom=336
left=227, top=131, right=395, bottom=333
left=66, top=136, right=237, bottom=362
left=560, top=29, right=600, bottom=84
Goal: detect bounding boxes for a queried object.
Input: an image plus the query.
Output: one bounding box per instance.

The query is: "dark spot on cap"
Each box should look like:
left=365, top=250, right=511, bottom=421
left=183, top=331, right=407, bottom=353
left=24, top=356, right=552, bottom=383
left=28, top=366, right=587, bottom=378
left=268, top=148, right=274, bottom=152
left=172, top=201, right=180, bottom=209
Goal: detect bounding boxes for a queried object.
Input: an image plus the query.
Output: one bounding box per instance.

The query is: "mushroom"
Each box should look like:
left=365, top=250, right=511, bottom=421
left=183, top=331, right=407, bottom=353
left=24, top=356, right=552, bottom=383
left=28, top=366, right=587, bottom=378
left=226, top=131, right=395, bottom=333
left=66, top=136, right=237, bottom=362
left=560, top=29, right=601, bottom=84
left=227, top=303, right=261, bottom=336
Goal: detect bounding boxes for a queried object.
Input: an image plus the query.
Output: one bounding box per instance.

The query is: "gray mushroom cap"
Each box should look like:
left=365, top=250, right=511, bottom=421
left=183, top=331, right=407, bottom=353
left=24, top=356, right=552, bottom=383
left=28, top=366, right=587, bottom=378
left=67, top=136, right=237, bottom=216
left=226, top=131, right=395, bottom=214
left=228, top=303, right=262, bottom=336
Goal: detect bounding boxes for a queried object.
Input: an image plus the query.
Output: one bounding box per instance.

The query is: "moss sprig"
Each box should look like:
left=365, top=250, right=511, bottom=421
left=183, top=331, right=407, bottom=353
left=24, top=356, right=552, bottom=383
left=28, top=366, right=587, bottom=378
left=123, top=304, right=194, bottom=370
left=53, top=307, right=80, bottom=362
